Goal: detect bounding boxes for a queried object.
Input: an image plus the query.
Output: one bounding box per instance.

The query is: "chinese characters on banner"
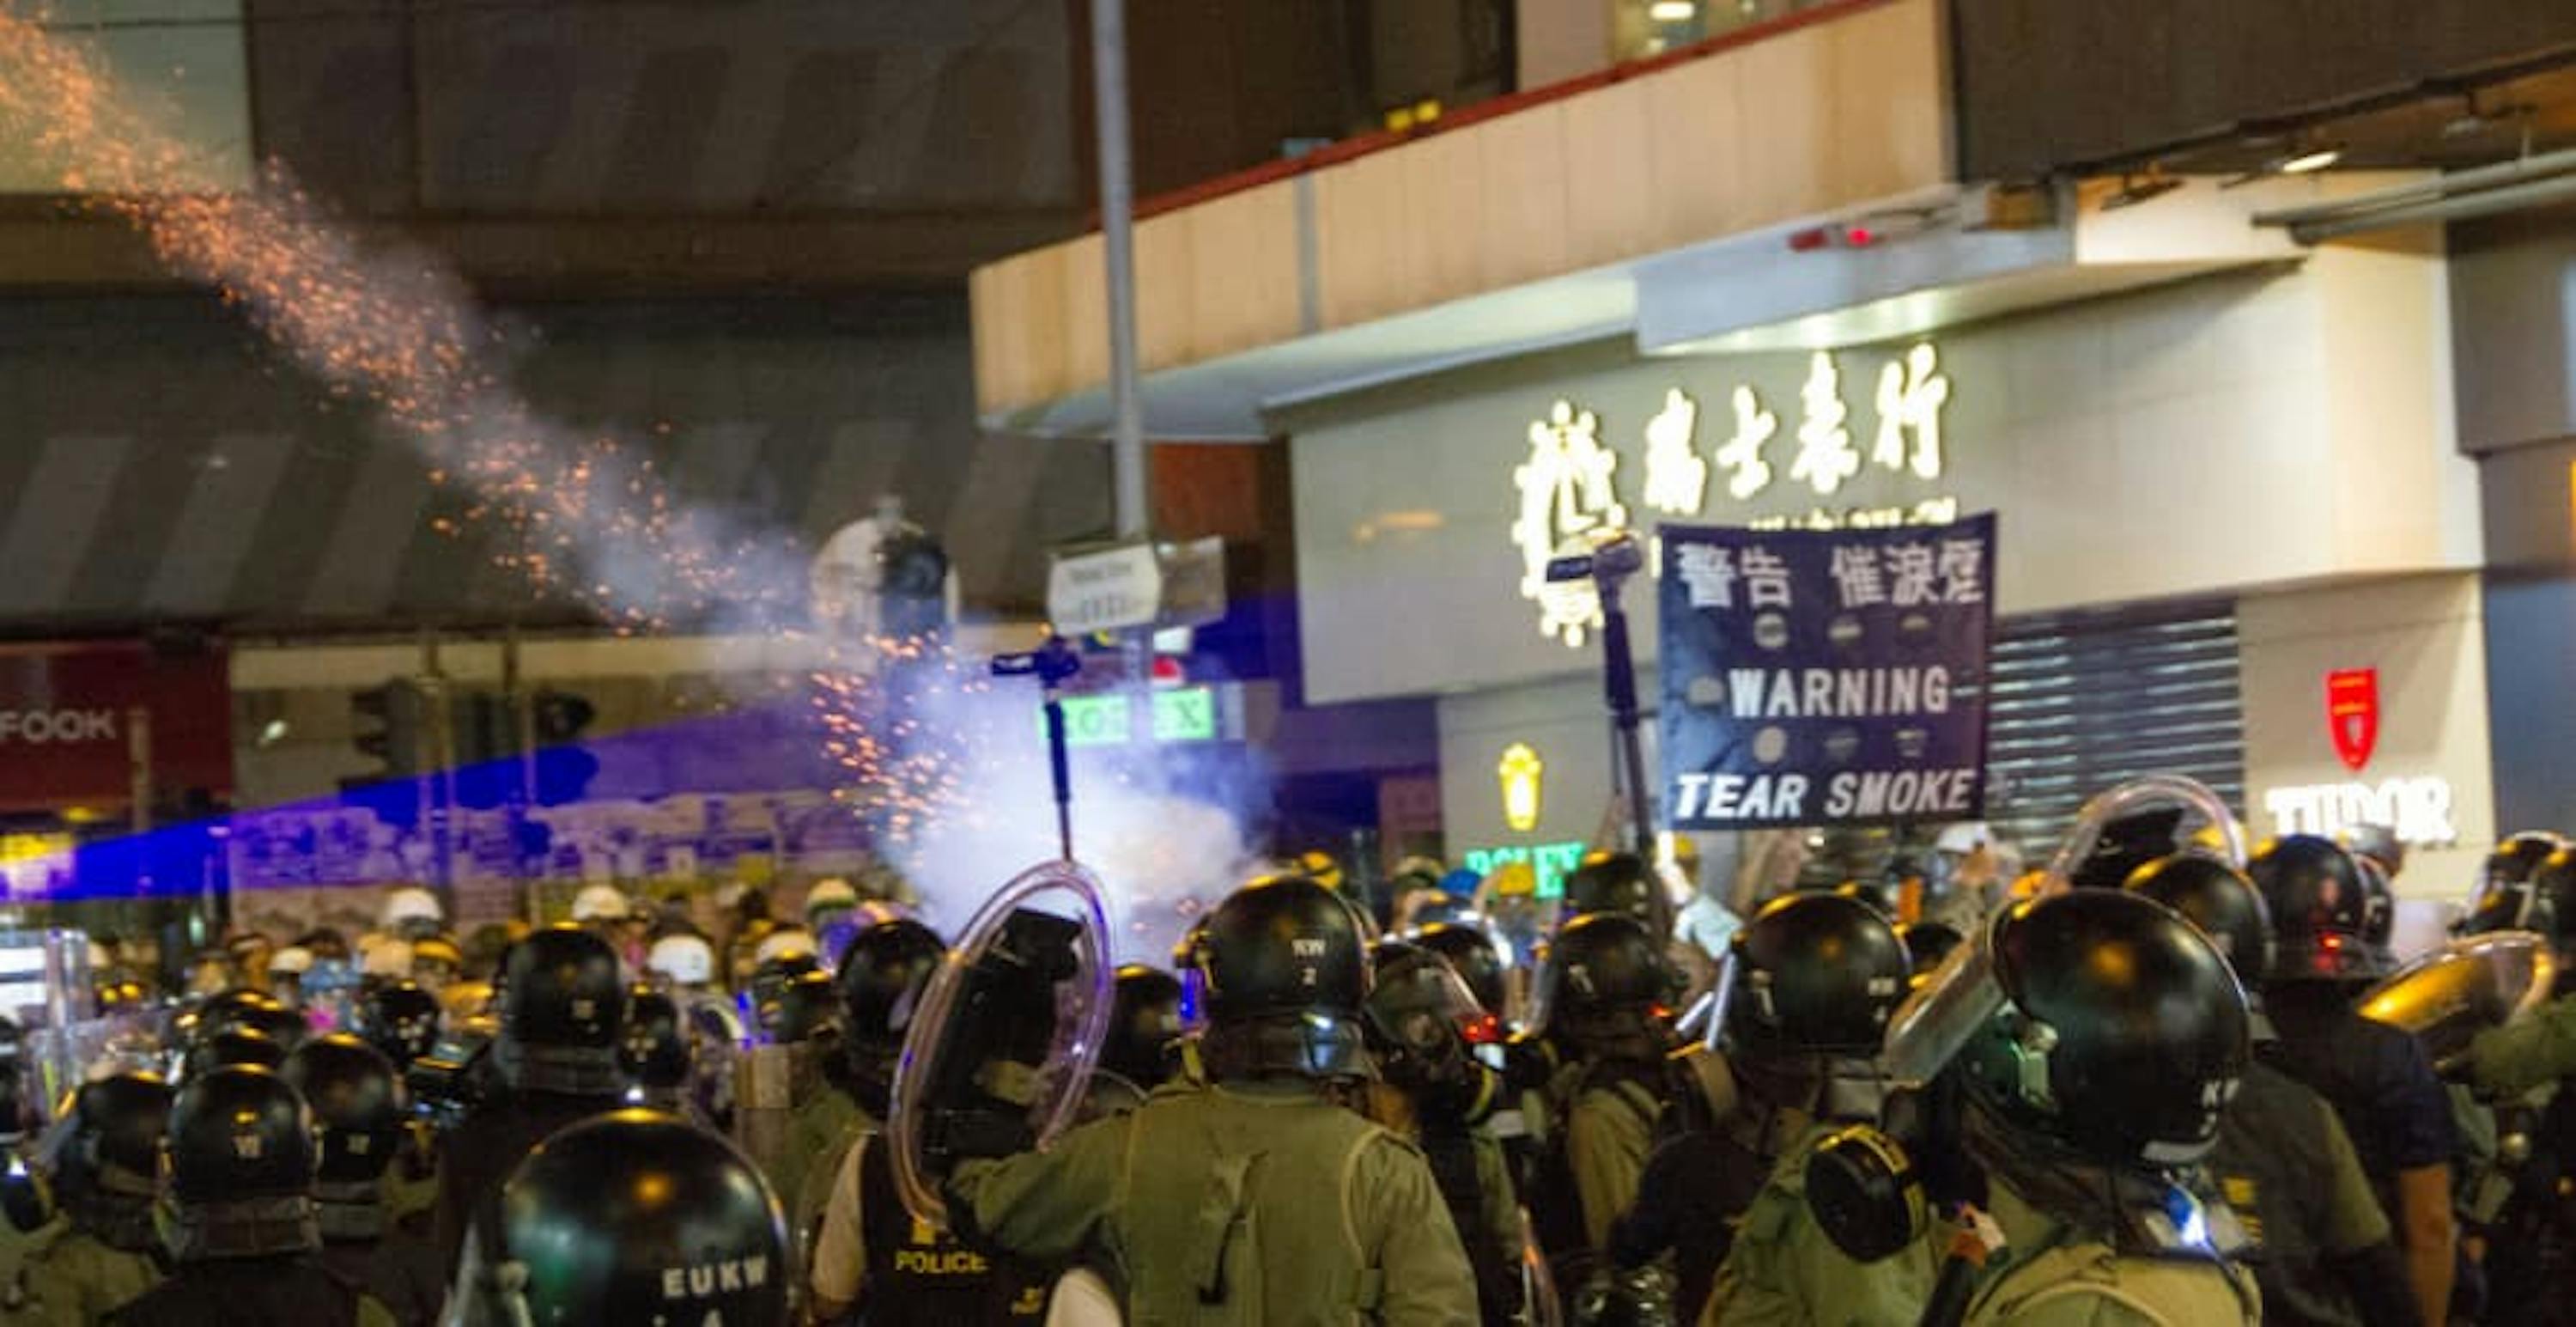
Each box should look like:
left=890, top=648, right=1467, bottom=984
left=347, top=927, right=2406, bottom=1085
left=1659, top=514, right=1996, bottom=829
left=1512, top=342, right=1955, bottom=645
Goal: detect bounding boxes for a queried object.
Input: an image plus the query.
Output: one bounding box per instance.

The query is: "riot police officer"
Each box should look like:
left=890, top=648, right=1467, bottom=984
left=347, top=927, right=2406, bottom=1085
left=944, top=874, right=1476, bottom=1324
left=619, top=987, right=699, bottom=1120
left=5, top=1074, right=168, bottom=1325
left=761, top=965, right=861, bottom=1230
left=445, top=1111, right=790, bottom=1326
left=810, top=916, right=1027, bottom=1323
left=2462, top=844, right=2576, bottom=1094
left=1365, top=942, right=1522, bottom=1327
left=283, top=1038, right=444, bottom=1326
left=357, top=981, right=440, bottom=1072
left=2454, top=843, right=2576, bottom=1321
left=1689, top=890, right=1930, bottom=1326
left=2253, top=835, right=2457, bottom=1326
left=1411, top=920, right=1511, bottom=1030
left=1525, top=910, right=1681, bottom=1294
left=1097, top=964, right=1187, bottom=1102
left=2129, top=852, right=2419, bottom=1327
left=108, top=1066, right=396, bottom=1325
left=428, top=925, right=629, bottom=1275
left=1919, top=888, right=2263, bottom=1323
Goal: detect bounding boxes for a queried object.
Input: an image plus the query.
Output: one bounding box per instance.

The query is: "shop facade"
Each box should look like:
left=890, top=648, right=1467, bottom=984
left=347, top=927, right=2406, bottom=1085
left=1284, top=238, right=2499, bottom=895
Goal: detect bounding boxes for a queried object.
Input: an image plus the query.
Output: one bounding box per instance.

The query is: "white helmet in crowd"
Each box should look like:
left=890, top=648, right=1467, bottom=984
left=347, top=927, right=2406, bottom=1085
left=380, top=886, right=444, bottom=938
left=753, top=926, right=818, bottom=968
left=571, top=885, right=634, bottom=923
left=269, top=946, right=315, bottom=977
left=804, top=878, right=860, bottom=922
left=647, top=934, right=716, bottom=987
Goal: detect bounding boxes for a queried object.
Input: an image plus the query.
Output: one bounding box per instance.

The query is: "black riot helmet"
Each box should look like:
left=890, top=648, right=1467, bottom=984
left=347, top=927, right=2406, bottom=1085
left=1958, top=891, right=2250, bottom=1170
left=1363, top=943, right=1489, bottom=1109
left=241, top=1001, right=310, bottom=1054
left=187, top=1026, right=288, bottom=1078
left=2464, top=845, right=2576, bottom=949
left=760, top=968, right=840, bottom=1044
left=1896, top=921, right=1965, bottom=981
left=462, top=1111, right=789, bottom=1327
left=1197, top=874, right=1370, bottom=1022
left=167, top=1066, right=316, bottom=1205
left=165, top=1067, right=321, bottom=1261
left=2482, top=831, right=2565, bottom=893
left=2247, top=834, right=2383, bottom=983
left=189, top=987, right=284, bottom=1042
left=283, top=1034, right=406, bottom=1186
left=361, top=980, right=442, bottom=1068
left=57, top=1071, right=173, bottom=1200
left=619, top=988, right=691, bottom=1091
left=1564, top=851, right=1658, bottom=923
left=2069, top=807, right=2186, bottom=891
left=1192, top=874, right=1371, bottom=1080
left=2124, top=854, right=2275, bottom=991
left=836, top=917, right=945, bottom=1052
left=498, top=925, right=627, bottom=1050
left=1413, top=920, right=1510, bottom=1020
left=1536, top=911, right=1674, bottom=1042
left=1100, top=965, right=1185, bottom=1091
left=1723, top=891, right=1911, bottom=1056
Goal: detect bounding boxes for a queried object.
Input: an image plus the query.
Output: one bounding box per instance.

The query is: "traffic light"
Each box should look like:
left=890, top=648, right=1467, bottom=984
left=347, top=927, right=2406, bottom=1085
left=350, top=681, right=425, bottom=776
left=530, top=689, right=598, bottom=807
left=451, top=692, right=515, bottom=812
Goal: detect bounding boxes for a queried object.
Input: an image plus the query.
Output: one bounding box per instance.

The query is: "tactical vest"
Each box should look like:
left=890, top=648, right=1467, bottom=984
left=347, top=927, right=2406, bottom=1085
left=854, top=1134, right=1049, bottom=1325
left=1964, top=1218, right=2259, bottom=1325
left=1526, top=1056, right=1668, bottom=1300
left=1112, top=1085, right=1411, bottom=1324
left=2206, top=1060, right=2372, bottom=1327
left=1417, top=1124, right=1518, bottom=1327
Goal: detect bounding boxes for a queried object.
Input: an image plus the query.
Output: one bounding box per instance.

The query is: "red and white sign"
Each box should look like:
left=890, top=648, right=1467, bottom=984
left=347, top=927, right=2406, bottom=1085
left=0, top=641, right=232, bottom=813
left=2325, top=667, right=2379, bottom=773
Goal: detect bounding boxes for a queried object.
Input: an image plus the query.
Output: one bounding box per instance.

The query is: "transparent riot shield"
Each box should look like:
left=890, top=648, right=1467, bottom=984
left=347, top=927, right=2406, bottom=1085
left=888, top=860, right=1114, bottom=1227
left=2355, top=932, right=2556, bottom=1074
left=1884, top=775, right=2242, bottom=1086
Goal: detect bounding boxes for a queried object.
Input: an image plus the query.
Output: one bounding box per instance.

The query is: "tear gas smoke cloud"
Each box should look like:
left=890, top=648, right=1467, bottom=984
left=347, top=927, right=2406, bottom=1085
left=881, top=674, right=1271, bottom=965
left=0, top=11, right=1273, bottom=935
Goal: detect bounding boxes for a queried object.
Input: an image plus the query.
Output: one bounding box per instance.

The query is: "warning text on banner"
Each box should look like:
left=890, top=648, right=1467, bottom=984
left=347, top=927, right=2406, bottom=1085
left=1658, top=515, right=1996, bottom=829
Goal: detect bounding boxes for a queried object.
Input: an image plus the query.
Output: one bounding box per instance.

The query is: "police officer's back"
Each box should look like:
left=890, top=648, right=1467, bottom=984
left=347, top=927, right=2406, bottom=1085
left=1698, top=890, right=1935, bottom=1327
left=286, top=1036, right=446, bottom=1327
left=1928, top=889, right=2262, bottom=1324
left=2253, top=836, right=2457, bottom=1327
left=1525, top=908, right=1683, bottom=1293
left=428, top=926, right=629, bottom=1276
left=106, top=1066, right=395, bottom=1327
left=445, top=1110, right=789, bottom=1326
left=5, top=1074, right=168, bottom=1326
left=2129, top=853, right=2418, bottom=1327
left=1364, top=943, right=1522, bottom=1327
left=946, top=874, right=1476, bottom=1325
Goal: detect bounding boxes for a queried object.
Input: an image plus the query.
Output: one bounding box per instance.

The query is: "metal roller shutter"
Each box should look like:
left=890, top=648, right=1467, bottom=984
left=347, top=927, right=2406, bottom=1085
left=1978, top=598, right=2246, bottom=861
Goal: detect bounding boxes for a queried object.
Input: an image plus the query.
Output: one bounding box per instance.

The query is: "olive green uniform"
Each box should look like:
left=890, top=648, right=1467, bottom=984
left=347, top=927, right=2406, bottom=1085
left=3, top=1222, right=161, bottom=1326
left=1959, top=1179, right=2258, bottom=1326
left=1704, top=1122, right=1941, bottom=1326
left=1560, top=1074, right=1660, bottom=1253
left=951, top=1079, right=1478, bottom=1325
left=2470, top=992, right=2576, bottom=1099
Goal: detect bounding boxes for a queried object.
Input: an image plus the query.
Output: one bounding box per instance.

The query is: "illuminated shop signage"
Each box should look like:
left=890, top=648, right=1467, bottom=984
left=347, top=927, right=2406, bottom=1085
left=1513, top=344, right=1959, bottom=645
left=2263, top=778, right=2458, bottom=848
left=2262, top=667, right=2455, bottom=848
left=1046, top=687, right=1221, bottom=747
left=1497, top=743, right=1544, bottom=832
left=1463, top=840, right=1587, bottom=899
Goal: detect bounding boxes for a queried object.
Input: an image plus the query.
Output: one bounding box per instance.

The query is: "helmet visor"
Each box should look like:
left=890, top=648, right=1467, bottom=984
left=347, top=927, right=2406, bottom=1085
left=2356, top=932, right=2556, bottom=1073
left=1364, top=957, right=1484, bottom=1057
left=2040, top=775, right=2245, bottom=894
left=1880, top=910, right=2003, bottom=1088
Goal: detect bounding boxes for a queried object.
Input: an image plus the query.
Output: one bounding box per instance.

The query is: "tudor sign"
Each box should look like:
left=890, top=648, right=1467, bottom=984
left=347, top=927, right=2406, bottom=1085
left=0, top=642, right=232, bottom=813
left=2263, top=666, right=2458, bottom=848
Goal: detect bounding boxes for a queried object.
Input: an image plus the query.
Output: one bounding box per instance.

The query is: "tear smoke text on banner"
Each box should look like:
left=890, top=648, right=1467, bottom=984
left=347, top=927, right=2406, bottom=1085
left=1658, top=515, right=1996, bottom=829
